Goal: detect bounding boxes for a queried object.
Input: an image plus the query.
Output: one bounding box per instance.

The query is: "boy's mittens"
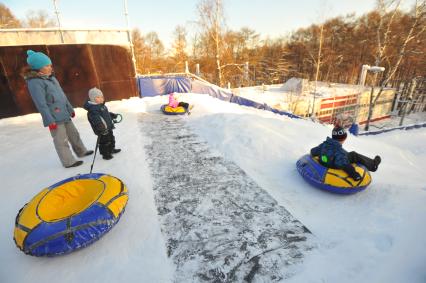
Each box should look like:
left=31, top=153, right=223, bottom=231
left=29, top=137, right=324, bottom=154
left=111, top=113, right=122, bottom=124
left=351, top=172, right=362, bottom=181
left=48, top=123, right=57, bottom=131
left=343, top=164, right=360, bottom=180
left=71, top=112, right=75, bottom=118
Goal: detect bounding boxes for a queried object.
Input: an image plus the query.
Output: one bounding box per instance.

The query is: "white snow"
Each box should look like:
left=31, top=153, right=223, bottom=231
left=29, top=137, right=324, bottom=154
left=1, top=93, right=425, bottom=283
left=234, top=80, right=371, bottom=114
left=366, top=111, right=426, bottom=131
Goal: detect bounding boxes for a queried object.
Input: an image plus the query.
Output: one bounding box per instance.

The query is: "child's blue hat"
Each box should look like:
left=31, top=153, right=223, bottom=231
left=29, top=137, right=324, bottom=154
left=26, top=50, right=52, bottom=70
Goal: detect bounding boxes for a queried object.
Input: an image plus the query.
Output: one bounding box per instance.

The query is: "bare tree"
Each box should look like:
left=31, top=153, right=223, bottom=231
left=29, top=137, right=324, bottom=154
left=375, top=0, right=402, bottom=66
left=0, top=3, right=21, bottom=28
left=131, top=29, right=167, bottom=74
left=145, top=32, right=165, bottom=59
left=24, top=10, right=56, bottom=28
left=171, top=25, right=188, bottom=72
left=311, top=23, right=324, bottom=117
left=197, top=0, right=226, bottom=86
left=132, top=28, right=146, bottom=73
left=365, top=0, right=426, bottom=130
left=239, top=27, right=260, bottom=50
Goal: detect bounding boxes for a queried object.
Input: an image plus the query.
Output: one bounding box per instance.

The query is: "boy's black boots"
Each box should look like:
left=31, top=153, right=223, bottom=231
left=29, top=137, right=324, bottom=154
left=372, top=156, right=381, bottom=172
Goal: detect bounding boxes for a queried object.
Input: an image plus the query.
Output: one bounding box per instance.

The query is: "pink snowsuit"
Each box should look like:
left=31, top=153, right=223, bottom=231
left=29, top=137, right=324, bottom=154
left=168, top=93, right=179, bottom=108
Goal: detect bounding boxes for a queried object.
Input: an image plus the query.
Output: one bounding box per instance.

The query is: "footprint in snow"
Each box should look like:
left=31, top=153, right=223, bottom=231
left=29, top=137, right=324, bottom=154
left=374, top=234, right=393, bottom=252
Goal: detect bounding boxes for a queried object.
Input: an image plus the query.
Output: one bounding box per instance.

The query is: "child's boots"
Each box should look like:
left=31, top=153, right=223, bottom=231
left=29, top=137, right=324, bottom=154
left=372, top=156, right=381, bottom=172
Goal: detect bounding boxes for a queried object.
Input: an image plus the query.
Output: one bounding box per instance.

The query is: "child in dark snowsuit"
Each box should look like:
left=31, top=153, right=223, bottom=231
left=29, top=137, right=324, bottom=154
left=84, top=87, right=121, bottom=160
left=310, top=127, right=381, bottom=181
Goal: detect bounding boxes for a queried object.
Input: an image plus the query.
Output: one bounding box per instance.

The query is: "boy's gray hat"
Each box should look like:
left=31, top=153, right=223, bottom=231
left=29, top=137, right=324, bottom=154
left=88, top=87, right=103, bottom=102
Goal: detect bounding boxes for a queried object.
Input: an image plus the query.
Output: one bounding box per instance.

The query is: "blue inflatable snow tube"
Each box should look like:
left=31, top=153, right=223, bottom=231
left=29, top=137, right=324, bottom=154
left=14, top=173, right=128, bottom=256
left=296, top=154, right=371, bottom=194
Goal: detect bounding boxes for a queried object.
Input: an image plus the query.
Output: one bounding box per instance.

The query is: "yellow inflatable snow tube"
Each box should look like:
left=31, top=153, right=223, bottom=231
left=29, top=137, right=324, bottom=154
left=297, top=155, right=372, bottom=194
left=14, top=173, right=128, bottom=256
left=161, top=104, right=188, bottom=115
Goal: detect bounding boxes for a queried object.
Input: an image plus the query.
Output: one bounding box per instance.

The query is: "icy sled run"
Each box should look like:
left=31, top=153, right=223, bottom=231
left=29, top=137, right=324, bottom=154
left=140, top=113, right=314, bottom=282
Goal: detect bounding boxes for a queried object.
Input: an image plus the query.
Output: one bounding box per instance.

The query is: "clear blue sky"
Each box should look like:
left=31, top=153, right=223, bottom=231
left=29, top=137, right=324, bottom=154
left=2, top=0, right=414, bottom=46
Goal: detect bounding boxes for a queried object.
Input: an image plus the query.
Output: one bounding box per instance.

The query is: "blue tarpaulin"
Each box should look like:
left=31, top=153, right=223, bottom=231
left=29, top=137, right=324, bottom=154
left=229, top=95, right=300, bottom=118
left=137, top=75, right=426, bottom=129
left=230, top=95, right=264, bottom=109
left=358, top=122, right=426, bottom=136
left=138, top=76, right=191, bottom=97
left=136, top=75, right=301, bottom=119
left=191, top=79, right=233, bottom=102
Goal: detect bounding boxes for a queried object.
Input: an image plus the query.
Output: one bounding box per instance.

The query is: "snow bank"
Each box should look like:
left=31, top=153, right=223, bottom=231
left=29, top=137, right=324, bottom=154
left=0, top=94, right=425, bottom=283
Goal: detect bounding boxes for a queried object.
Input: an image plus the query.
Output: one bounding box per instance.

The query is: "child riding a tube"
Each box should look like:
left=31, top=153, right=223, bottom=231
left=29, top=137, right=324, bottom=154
left=168, top=92, right=193, bottom=114
left=310, top=126, right=381, bottom=181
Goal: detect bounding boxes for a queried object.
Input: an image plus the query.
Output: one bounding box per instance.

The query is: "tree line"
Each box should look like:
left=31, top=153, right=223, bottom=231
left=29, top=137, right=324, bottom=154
left=134, top=0, right=425, bottom=91
left=2, top=1, right=425, bottom=89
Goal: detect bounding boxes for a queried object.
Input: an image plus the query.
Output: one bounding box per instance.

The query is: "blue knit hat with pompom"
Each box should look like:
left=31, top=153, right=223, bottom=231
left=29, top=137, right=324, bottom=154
left=26, top=50, right=52, bottom=70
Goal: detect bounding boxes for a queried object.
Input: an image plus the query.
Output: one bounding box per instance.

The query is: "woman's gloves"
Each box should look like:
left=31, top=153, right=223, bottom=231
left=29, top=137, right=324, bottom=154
left=48, top=123, right=57, bottom=131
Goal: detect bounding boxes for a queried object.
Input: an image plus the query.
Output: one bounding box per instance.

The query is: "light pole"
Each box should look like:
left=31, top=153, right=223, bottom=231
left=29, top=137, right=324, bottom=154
left=310, top=90, right=319, bottom=119
left=52, top=0, right=64, bottom=43
left=124, top=0, right=137, bottom=77
left=364, top=66, right=385, bottom=131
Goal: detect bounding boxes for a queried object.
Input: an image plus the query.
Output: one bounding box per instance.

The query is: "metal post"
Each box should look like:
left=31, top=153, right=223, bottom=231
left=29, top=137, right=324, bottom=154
left=124, top=0, right=137, bottom=76
left=353, top=85, right=363, bottom=124
left=399, top=99, right=409, bottom=126
left=363, top=66, right=385, bottom=131
left=364, top=84, right=375, bottom=131
left=195, top=64, right=200, bottom=76
left=406, top=78, right=417, bottom=115
left=311, top=91, right=317, bottom=119
left=359, top=65, right=370, bottom=86
left=391, top=91, right=401, bottom=114
left=244, top=62, right=249, bottom=86
left=52, top=0, right=64, bottom=43
left=400, top=78, right=417, bottom=126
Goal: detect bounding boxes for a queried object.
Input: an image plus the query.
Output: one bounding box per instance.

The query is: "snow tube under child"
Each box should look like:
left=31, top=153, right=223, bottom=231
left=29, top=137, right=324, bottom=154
left=14, top=173, right=128, bottom=256
left=296, top=154, right=371, bottom=194
left=160, top=104, right=188, bottom=115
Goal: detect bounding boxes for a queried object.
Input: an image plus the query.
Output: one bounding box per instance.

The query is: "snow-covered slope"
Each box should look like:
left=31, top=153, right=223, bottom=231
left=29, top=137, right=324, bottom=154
left=0, top=94, right=425, bottom=283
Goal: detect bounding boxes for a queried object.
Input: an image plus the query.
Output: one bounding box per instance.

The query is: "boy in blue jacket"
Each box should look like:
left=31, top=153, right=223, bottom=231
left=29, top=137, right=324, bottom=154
left=310, top=127, right=381, bottom=180
left=84, top=88, right=121, bottom=160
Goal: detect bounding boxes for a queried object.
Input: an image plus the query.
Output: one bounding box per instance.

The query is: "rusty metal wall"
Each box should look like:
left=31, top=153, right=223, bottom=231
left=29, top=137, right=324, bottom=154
left=0, top=44, right=137, bottom=119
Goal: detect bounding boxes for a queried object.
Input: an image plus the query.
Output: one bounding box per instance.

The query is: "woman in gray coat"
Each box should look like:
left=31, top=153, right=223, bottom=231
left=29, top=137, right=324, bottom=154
left=24, top=50, right=93, bottom=168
